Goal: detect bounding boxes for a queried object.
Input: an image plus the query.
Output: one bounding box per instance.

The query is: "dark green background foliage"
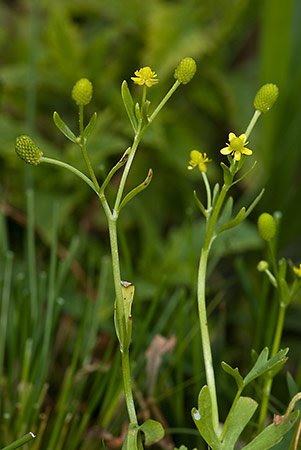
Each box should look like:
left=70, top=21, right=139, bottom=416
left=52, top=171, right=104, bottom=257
left=0, top=0, right=301, bottom=448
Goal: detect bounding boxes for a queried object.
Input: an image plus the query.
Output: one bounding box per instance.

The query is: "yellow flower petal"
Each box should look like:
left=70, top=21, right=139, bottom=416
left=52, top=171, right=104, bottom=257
left=234, top=151, right=241, bottom=161
left=242, top=147, right=253, bottom=155
left=229, top=132, right=236, bottom=141
left=239, top=134, right=247, bottom=143
left=220, top=146, right=232, bottom=155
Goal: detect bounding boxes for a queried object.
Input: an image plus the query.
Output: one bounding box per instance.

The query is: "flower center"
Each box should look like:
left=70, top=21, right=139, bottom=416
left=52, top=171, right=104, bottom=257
left=230, top=137, right=244, bottom=151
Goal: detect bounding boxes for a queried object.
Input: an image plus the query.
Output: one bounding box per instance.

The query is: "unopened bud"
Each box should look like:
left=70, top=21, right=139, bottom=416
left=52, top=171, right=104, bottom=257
left=257, top=213, right=276, bottom=241
left=72, top=78, right=93, bottom=106
left=174, top=57, right=197, bottom=84
left=257, top=260, right=269, bottom=272
left=15, top=136, right=43, bottom=166
left=253, top=83, right=279, bottom=113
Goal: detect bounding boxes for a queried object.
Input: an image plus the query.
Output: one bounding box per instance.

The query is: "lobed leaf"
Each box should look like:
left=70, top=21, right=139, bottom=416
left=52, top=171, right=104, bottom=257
left=243, top=347, right=289, bottom=386
left=221, top=361, right=244, bottom=389
left=139, top=419, right=165, bottom=445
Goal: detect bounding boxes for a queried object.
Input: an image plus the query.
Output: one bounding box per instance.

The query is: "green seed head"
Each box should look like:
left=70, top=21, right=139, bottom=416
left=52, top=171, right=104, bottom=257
left=15, top=136, right=43, bottom=166
left=253, top=83, right=279, bottom=113
left=257, top=213, right=276, bottom=241
left=72, top=78, right=93, bottom=106
left=174, top=57, right=197, bottom=84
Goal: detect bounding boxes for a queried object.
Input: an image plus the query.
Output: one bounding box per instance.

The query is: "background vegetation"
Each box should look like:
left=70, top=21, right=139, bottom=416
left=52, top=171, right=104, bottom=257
left=0, top=0, right=300, bottom=448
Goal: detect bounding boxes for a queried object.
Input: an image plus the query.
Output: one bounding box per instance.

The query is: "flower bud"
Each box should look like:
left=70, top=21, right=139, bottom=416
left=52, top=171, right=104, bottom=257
left=15, top=136, right=43, bottom=166
left=174, top=57, right=197, bottom=84
left=257, top=213, right=276, bottom=241
left=72, top=78, right=93, bottom=106
left=257, top=260, right=269, bottom=272
left=253, top=83, right=279, bottom=113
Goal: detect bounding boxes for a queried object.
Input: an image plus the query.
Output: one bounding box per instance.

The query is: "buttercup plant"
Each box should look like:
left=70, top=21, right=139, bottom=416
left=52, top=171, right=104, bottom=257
left=15, top=58, right=197, bottom=449
left=176, top=83, right=301, bottom=450
left=15, top=65, right=300, bottom=449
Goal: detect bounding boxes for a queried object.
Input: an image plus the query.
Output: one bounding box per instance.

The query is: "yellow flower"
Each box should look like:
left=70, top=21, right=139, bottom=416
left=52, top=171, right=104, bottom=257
left=131, top=67, right=158, bottom=87
left=220, top=132, right=252, bottom=161
left=293, top=264, right=301, bottom=277
left=187, top=150, right=211, bottom=172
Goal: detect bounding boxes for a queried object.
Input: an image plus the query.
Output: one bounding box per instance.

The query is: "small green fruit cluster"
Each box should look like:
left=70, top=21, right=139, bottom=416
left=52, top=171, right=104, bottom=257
left=72, top=78, right=93, bottom=106
left=253, top=83, right=279, bottom=113
left=15, top=136, right=43, bottom=166
left=174, top=57, right=197, bottom=84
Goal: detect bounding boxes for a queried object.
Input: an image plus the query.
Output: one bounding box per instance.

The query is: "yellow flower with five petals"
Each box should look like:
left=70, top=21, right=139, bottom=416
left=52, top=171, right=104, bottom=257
left=220, top=132, right=252, bottom=162
left=293, top=264, right=301, bottom=277
left=131, top=67, right=158, bottom=87
left=187, top=150, right=211, bottom=172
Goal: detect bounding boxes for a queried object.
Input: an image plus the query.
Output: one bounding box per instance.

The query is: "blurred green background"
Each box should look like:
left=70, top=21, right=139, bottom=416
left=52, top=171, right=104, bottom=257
left=0, top=0, right=301, bottom=448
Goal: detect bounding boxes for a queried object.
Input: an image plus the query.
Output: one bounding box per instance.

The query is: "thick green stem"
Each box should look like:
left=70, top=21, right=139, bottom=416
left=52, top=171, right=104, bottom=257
left=258, top=303, right=287, bottom=432
left=107, top=217, right=137, bottom=425
left=197, top=183, right=230, bottom=431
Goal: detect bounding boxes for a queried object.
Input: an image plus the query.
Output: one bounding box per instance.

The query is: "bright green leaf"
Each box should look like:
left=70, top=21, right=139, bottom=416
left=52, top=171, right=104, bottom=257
left=221, top=397, right=258, bottom=449
left=221, top=361, right=244, bottom=390
left=139, top=419, right=165, bottom=445
left=83, top=112, right=97, bottom=140
left=193, top=190, right=207, bottom=217
left=243, top=347, right=289, bottom=386
left=221, top=162, right=233, bottom=186
left=242, top=411, right=299, bottom=450
left=121, top=80, right=137, bottom=132
left=191, top=386, right=222, bottom=450
left=118, top=169, right=153, bottom=212
left=216, top=207, right=246, bottom=235
left=53, top=111, right=77, bottom=143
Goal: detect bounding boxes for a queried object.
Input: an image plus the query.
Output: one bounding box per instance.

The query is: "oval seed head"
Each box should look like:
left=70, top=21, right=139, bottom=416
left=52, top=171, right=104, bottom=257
left=72, top=78, right=93, bottom=106
left=257, top=260, right=269, bottom=272
left=174, top=57, right=197, bottom=84
left=257, top=213, right=276, bottom=241
left=15, top=136, right=43, bottom=166
left=253, top=83, right=279, bottom=113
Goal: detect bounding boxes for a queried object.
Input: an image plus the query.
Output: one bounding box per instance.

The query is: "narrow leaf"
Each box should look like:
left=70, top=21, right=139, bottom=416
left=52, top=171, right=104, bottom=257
left=53, top=111, right=77, bottom=143
left=216, top=207, right=246, bottom=235
left=193, top=190, right=207, bottom=217
left=139, top=419, right=165, bottom=445
left=221, top=397, right=258, bottom=449
left=121, top=81, right=137, bottom=132
left=243, top=347, right=289, bottom=386
left=212, top=183, right=220, bottom=208
left=221, top=362, right=244, bottom=390
left=221, top=162, right=233, bottom=186
left=142, top=100, right=151, bottom=125
left=232, top=161, right=257, bottom=186
left=100, top=147, right=131, bottom=194
left=245, top=188, right=265, bottom=218
left=118, top=169, right=153, bottom=212
left=135, top=102, right=142, bottom=122
left=242, top=411, right=299, bottom=450
left=191, top=386, right=222, bottom=450
left=83, top=112, right=97, bottom=140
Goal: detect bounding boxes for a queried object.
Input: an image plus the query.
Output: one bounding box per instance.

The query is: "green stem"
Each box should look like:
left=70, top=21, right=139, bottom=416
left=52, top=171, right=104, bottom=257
left=220, top=388, right=243, bottom=441
left=107, top=217, right=137, bottom=424
left=258, top=302, right=287, bottom=432
left=148, top=80, right=181, bottom=124
left=114, top=131, right=144, bottom=213
left=40, top=157, right=98, bottom=194
left=197, top=183, right=230, bottom=431
left=245, top=110, right=262, bottom=140
left=78, top=105, right=101, bottom=192
left=1, top=432, right=36, bottom=450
